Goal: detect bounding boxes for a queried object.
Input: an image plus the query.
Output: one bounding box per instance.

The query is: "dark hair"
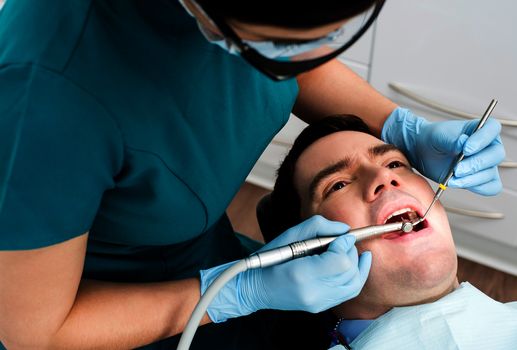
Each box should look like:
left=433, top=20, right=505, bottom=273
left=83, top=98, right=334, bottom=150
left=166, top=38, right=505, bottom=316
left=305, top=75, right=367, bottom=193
left=261, top=115, right=373, bottom=241
left=196, top=0, right=381, bottom=29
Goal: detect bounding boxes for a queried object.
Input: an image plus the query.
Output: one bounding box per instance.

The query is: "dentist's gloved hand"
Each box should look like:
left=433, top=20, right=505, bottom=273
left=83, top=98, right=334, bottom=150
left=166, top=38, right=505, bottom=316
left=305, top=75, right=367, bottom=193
left=199, top=215, right=372, bottom=323
left=382, top=107, right=505, bottom=195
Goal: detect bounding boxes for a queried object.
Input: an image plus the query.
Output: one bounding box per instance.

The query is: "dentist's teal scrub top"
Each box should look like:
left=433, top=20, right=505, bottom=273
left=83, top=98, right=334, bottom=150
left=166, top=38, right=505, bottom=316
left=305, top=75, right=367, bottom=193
left=0, top=0, right=298, bottom=348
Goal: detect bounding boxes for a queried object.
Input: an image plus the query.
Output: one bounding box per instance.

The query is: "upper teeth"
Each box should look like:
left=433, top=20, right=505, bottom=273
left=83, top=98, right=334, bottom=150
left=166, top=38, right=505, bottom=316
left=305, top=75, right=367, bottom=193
left=384, top=208, right=415, bottom=223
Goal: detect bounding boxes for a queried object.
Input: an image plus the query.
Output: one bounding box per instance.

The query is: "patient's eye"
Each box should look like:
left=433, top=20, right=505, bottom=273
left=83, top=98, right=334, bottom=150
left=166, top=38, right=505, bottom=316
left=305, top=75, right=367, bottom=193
left=387, top=160, right=405, bottom=169
left=326, top=181, right=347, bottom=196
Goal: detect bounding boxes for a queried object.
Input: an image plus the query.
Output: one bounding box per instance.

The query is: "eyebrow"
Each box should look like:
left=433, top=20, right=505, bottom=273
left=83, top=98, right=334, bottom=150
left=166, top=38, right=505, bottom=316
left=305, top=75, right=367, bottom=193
left=308, top=158, right=351, bottom=201
left=368, top=143, right=402, bottom=158
left=307, top=143, right=404, bottom=200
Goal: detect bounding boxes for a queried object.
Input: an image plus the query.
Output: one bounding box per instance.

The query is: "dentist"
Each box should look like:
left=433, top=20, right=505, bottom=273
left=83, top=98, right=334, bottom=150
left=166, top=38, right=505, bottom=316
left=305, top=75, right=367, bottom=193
left=0, top=0, right=504, bottom=349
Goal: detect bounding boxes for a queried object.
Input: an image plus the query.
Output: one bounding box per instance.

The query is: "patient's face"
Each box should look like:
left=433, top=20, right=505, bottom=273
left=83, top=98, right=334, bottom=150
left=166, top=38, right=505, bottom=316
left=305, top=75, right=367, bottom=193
left=294, top=131, right=457, bottom=316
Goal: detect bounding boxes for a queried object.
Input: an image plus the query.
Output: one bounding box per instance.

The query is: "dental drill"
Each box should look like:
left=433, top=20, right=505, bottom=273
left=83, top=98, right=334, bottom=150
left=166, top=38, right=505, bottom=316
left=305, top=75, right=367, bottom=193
left=246, top=220, right=414, bottom=269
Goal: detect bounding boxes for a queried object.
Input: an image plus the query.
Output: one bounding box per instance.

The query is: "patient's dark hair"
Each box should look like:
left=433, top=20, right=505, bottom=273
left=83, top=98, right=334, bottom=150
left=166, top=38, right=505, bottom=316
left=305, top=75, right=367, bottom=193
left=262, top=115, right=373, bottom=241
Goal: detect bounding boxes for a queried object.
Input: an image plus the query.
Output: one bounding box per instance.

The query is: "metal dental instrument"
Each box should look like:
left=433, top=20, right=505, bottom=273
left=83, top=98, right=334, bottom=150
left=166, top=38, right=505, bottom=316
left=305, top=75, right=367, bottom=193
left=411, top=99, right=498, bottom=227
left=246, top=220, right=414, bottom=269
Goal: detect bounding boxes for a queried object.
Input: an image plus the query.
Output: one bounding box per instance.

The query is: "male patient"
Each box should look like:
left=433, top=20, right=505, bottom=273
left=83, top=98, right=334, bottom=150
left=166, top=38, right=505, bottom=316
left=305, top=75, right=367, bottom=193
left=262, top=115, right=517, bottom=350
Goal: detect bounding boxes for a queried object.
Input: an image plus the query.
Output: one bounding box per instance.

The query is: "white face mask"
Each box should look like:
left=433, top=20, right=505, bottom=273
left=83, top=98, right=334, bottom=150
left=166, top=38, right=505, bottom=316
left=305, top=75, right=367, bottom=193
left=178, top=0, right=346, bottom=59
left=178, top=0, right=240, bottom=55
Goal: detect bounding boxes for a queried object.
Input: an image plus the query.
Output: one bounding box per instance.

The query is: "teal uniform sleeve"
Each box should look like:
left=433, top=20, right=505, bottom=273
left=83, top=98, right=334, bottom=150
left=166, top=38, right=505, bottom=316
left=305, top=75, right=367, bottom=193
left=0, top=64, right=124, bottom=250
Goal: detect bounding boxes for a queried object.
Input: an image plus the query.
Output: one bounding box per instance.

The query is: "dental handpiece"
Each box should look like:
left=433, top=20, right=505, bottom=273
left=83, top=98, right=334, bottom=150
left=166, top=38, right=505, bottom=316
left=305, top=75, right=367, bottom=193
left=246, top=221, right=413, bottom=269
left=412, top=99, right=498, bottom=226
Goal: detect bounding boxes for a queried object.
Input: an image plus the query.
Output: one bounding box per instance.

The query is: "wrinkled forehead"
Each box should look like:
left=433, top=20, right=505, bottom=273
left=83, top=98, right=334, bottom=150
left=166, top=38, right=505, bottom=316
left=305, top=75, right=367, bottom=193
left=294, top=131, right=385, bottom=189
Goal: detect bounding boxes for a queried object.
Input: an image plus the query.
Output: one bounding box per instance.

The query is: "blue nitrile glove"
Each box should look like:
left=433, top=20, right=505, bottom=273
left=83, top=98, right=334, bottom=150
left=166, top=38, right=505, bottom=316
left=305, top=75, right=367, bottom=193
left=381, top=107, right=505, bottom=195
left=199, top=215, right=372, bottom=323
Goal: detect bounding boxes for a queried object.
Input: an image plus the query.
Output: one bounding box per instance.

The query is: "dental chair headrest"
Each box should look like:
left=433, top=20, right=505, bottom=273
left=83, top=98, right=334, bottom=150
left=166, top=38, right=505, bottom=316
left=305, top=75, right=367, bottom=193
left=256, top=192, right=289, bottom=243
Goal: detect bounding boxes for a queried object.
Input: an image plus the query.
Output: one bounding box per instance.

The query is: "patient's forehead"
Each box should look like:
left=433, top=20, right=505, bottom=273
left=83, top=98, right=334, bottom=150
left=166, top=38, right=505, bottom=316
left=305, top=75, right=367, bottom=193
left=294, top=131, right=387, bottom=185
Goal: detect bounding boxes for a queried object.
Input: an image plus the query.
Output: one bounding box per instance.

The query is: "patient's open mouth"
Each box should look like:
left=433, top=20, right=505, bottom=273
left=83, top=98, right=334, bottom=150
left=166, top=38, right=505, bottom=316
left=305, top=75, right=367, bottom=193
left=382, top=208, right=428, bottom=239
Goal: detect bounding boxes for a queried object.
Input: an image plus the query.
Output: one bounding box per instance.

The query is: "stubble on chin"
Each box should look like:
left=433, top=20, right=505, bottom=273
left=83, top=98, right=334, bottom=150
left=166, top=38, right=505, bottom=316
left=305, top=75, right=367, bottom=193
left=383, top=250, right=458, bottom=306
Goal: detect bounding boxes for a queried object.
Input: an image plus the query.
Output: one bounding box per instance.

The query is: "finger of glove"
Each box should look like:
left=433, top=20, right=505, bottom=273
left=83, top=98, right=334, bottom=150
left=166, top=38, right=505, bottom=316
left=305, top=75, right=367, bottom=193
left=357, top=251, right=372, bottom=286
left=323, top=249, right=372, bottom=289
left=328, top=234, right=357, bottom=263
left=301, top=250, right=372, bottom=311
left=462, top=119, right=502, bottom=156
left=330, top=234, right=359, bottom=271
left=325, top=255, right=371, bottom=303
left=338, top=250, right=371, bottom=289
left=459, top=175, right=502, bottom=196
left=449, top=166, right=498, bottom=189
left=303, top=235, right=358, bottom=278
left=455, top=142, right=505, bottom=177
left=429, top=125, right=468, bottom=155
left=262, top=215, right=350, bottom=250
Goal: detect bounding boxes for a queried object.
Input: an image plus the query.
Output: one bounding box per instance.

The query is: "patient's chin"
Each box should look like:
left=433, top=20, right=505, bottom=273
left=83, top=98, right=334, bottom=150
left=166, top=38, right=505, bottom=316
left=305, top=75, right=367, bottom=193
left=363, top=247, right=458, bottom=308
left=388, top=252, right=457, bottom=305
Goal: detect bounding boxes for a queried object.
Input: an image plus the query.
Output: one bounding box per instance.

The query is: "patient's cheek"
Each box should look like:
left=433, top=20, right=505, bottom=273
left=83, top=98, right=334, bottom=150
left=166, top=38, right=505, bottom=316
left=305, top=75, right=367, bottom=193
left=319, top=204, right=365, bottom=229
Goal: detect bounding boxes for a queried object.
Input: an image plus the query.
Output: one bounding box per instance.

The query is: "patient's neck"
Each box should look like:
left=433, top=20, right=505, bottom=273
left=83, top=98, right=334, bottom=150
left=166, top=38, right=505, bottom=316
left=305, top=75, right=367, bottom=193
left=333, top=279, right=460, bottom=320
left=333, top=298, right=390, bottom=320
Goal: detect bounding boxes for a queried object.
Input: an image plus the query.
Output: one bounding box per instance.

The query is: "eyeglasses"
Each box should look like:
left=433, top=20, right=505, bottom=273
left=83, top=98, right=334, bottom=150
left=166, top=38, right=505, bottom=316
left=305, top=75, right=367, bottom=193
left=197, top=0, right=385, bottom=81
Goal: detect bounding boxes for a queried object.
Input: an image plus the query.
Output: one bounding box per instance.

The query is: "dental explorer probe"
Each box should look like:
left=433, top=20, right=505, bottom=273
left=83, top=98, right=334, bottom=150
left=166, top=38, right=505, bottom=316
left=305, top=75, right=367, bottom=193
left=411, top=99, right=498, bottom=227
left=177, top=219, right=414, bottom=350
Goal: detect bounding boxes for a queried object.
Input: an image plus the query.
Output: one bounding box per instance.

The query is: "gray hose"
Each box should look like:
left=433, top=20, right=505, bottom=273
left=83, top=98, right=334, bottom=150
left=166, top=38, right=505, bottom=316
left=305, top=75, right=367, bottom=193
left=176, top=259, right=248, bottom=350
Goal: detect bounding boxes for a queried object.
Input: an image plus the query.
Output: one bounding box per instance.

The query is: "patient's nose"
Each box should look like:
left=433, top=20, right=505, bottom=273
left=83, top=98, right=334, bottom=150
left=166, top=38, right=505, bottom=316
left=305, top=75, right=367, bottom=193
left=365, top=166, right=401, bottom=202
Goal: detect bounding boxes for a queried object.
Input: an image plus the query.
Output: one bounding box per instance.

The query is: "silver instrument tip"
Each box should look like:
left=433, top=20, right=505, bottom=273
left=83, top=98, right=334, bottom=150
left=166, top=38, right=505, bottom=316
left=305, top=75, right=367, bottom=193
left=401, top=222, right=414, bottom=233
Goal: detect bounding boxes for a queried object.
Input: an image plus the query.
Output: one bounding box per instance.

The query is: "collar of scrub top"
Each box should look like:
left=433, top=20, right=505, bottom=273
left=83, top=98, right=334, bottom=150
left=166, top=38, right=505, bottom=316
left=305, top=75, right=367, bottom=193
left=196, top=0, right=386, bottom=81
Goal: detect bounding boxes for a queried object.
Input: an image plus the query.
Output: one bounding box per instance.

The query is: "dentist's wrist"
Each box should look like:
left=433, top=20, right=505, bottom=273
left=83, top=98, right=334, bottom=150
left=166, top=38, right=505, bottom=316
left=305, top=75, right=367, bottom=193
left=199, top=261, right=259, bottom=323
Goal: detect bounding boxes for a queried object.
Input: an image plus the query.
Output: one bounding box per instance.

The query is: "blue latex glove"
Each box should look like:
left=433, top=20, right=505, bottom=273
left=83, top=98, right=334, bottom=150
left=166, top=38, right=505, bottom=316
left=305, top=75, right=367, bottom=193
left=381, top=107, right=505, bottom=195
left=200, top=215, right=372, bottom=323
